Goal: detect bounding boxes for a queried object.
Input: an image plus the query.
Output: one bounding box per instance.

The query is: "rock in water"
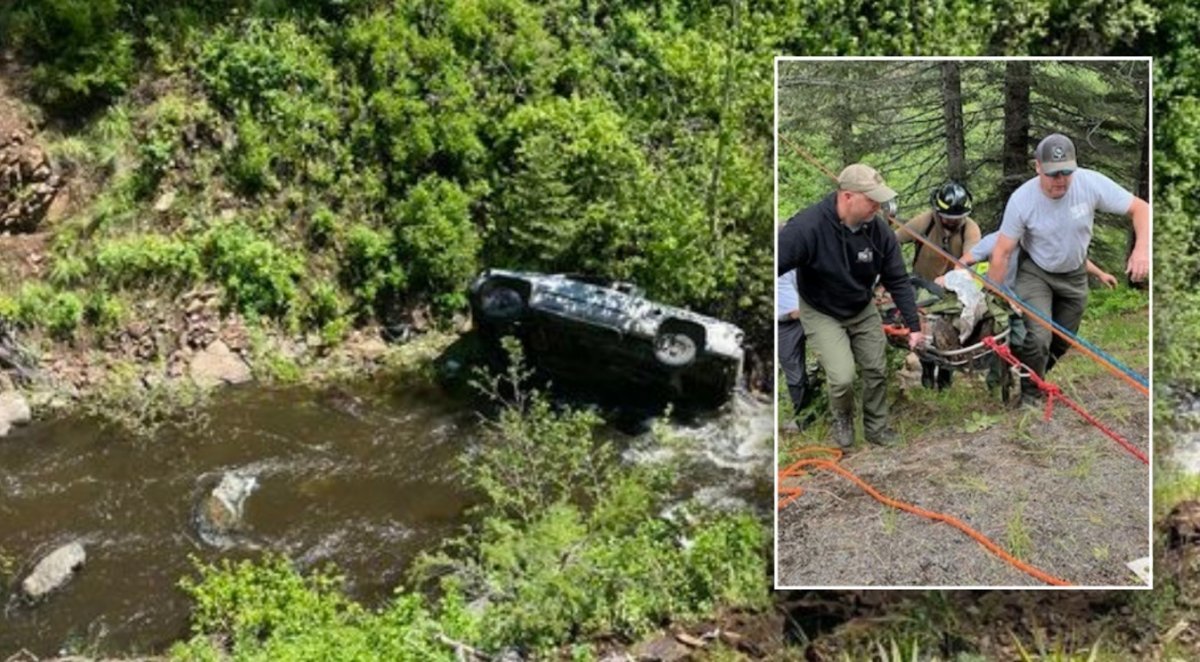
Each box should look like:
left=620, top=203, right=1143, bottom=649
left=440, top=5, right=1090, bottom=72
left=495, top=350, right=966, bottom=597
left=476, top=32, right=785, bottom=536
left=197, top=472, right=258, bottom=545
left=21, top=542, right=86, bottom=599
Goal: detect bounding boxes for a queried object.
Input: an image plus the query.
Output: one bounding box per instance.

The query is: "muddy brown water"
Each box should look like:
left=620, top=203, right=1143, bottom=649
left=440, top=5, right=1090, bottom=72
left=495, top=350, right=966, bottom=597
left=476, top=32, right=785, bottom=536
left=0, top=383, right=772, bottom=657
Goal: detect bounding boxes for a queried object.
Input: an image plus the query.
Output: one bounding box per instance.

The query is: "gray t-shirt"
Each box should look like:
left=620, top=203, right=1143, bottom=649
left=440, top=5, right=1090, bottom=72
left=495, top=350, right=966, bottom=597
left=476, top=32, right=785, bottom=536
left=998, top=168, right=1134, bottom=273
left=970, top=231, right=1020, bottom=290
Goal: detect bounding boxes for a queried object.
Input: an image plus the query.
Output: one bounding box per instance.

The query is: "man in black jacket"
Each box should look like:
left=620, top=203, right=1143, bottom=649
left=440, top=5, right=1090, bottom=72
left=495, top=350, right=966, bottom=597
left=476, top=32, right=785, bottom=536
left=777, top=163, right=924, bottom=448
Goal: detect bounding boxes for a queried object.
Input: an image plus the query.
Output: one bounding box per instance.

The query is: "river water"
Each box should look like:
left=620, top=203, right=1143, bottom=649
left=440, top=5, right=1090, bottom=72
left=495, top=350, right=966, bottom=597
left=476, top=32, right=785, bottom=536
left=0, top=381, right=771, bottom=656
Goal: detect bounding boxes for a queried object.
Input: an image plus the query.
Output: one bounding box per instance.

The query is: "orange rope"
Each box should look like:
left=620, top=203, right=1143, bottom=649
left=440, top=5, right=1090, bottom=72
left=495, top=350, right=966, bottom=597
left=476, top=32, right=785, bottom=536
left=778, top=446, right=1072, bottom=587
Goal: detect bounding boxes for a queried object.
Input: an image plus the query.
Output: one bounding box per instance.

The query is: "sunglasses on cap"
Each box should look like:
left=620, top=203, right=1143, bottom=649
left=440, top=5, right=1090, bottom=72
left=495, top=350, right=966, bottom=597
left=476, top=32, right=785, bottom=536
left=1043, top=168, right=1075, bottom=179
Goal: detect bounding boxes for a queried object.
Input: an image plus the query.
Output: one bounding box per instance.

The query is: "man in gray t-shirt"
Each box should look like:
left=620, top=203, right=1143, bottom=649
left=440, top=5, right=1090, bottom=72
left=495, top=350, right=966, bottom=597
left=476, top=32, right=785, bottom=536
left=988, top=133, right=1149, bottom=404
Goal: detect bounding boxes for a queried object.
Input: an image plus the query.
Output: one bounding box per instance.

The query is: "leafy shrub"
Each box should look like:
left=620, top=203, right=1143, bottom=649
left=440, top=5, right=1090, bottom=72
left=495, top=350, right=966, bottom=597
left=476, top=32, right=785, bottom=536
left=197, top=19, right=335, bottom=113
left=5, top=0, right=135, bottom=112
left=308, top=206, right=338, bottom=248
left=175, top=556, right=466, bottom=661
left=303, top=282, right=344, bottom=330
left=9, top=283, right=55, bottom=328
left=95, top=234, right=203, bottom=289
left=227, top=107, right=275, bottom=194
left=203, top=223, right=304, bottom=318
left=84, top=291, right=127, bottom=333
left=341, top=224, right=405, bottom=317
left=46, top=291, right=85, bottom=340
left=134, top=93, right=213, bottom=196
left=48, top=254, right=91, bottom=287
left=391, top=176, right=479, bottom=311
left=489, top=96, right=649, bottom=275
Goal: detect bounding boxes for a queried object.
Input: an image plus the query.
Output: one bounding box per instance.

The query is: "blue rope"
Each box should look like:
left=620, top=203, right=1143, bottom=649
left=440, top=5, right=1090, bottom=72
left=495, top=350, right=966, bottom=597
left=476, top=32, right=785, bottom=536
left=887, top=215, right=1148, bottom=394
left=974, top=272, right=1149, bottom=389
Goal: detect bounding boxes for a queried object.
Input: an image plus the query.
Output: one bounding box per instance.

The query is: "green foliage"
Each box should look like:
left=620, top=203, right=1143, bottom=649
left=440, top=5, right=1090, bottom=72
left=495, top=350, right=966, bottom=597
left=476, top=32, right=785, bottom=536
left=94, top=235, right=203, bottom=289
left=341, top=224, right=405, bottom=317
left=391, top=176, right=479, bottom=311
left=308, top=206, right=338, bottom=248
left=203, top=223, right=304, bottom=318
left=134, top=93, right=214, bottom=196
left=49, top=254, right=91, bottom=288
left=4, top=0, right=135, bottom=111
left=227, top=107, right=276, bottom=194
left=427, top=343, right=769, bottom=651
left=490, top=96, right=649, bottom=276
left=175, top=555, right=470, bottom=661
left=84, top=291, right=127, bottom=334
left=467, top=339, right=613, bottom=521
left=45, top=291, right=85, bottom=340
left=1084, top=285, right=1149, bottom=321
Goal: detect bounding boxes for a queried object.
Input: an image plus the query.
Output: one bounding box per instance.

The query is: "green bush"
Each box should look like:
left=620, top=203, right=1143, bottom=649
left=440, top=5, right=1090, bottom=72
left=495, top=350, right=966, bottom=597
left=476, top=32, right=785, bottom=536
left=46, top=291, right=85, bottom=340
left=203, top=223, right=304, bottom=318
left=48, top=254, right=91, bottom=287
left=175, top=556, right=467, bottom=661
left=5, top=0, right=135, bottom=111
left=227, top=107, right=276, bottom=194
left=10, top=283, right=55, bottom=328
left=84, top=291, right=127, bottom=333
left=391, top=176, right=479, bottom=311
left=308, top=206, right=338, bottom=248
left=341, top=224, right=406, bottom=317
left=489, top=96, right=649, bottom=275
left=95, top=234, right=203, bottom=289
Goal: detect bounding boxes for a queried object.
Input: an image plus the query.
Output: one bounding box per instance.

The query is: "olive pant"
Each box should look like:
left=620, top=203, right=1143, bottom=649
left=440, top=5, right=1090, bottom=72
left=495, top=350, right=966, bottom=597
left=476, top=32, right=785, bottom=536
left=1013, top=257, right=1088, bottom=387
left=795, top=299, right=889, bottom=438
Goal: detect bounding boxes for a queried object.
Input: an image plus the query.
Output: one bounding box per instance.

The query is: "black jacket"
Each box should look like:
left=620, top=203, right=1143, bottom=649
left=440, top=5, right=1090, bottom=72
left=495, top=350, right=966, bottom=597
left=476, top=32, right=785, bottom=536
left=777, top=193, right=920, bottom=332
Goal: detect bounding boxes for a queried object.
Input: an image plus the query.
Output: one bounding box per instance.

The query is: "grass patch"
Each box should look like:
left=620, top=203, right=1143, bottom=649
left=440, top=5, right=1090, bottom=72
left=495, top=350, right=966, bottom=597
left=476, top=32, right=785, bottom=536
left=1006, top=501, right=1032, bottom=562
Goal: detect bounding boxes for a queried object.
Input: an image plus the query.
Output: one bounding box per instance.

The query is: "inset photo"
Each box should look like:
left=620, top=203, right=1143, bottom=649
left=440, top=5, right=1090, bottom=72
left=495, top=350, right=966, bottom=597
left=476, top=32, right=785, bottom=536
left=774, top=57, right=1151, bottom=588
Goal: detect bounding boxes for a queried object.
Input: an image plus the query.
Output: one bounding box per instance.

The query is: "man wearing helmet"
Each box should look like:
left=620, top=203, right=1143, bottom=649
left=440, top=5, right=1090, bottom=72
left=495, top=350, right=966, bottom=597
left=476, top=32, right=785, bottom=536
left=777, top=163, right=925, bottom=448
left=896, top=181, right=983, bottom=389
left=987, top=133, right=1150, bottom=406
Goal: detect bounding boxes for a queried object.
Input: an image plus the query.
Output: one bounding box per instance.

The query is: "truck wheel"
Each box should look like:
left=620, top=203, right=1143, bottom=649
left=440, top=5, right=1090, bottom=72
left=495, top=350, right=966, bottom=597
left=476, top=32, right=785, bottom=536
left=654, top=329, right=698, bottom=368
left=478, top=282, right=526, bottom=322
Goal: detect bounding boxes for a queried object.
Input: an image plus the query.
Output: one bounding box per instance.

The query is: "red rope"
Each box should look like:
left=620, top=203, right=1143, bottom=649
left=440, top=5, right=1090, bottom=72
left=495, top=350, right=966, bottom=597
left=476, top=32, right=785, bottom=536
left=983, top=337, right=1148, bottom=464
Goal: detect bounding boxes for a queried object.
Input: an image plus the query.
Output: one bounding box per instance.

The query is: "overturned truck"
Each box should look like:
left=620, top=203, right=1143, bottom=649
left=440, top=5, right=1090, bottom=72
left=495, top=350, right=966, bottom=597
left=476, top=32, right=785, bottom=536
left=468, top=269, right=745, bottom=407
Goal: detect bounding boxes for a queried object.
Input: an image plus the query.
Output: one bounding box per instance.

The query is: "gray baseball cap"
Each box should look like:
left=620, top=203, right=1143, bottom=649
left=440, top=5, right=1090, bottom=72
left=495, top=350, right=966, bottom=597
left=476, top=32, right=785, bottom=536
left=837, top=163, right=897, bottom=203
left=1035, top=133, right=1077, bottom=171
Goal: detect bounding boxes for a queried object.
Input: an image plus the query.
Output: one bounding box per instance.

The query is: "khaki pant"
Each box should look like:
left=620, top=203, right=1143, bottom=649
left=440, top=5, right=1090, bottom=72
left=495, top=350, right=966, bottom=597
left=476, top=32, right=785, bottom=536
left=1013, top=257, right=1088, bottom=380
left=796, top=299, right=889, bottom=438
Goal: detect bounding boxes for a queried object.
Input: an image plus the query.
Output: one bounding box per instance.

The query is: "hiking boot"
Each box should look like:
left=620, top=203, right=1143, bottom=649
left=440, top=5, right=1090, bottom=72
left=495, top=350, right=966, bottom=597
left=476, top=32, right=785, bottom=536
left=866, top=427, right=900, bottom=447
left=781, top=419, right=801, bottom=435
left=831, top=413, right=854, bottom=448
left=1018, top=377, right=1043, bottom=409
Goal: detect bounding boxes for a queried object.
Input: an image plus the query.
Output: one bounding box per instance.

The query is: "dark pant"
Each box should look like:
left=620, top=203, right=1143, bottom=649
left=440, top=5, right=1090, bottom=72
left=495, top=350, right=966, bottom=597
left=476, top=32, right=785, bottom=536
left=920, top=359, right=952, bottom=389
left=779, top=318, right=810, bottom=417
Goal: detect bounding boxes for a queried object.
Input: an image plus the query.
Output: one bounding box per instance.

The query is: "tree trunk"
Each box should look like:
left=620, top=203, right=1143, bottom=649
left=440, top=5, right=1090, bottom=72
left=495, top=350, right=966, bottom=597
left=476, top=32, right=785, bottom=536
left=1000, top=61, right=1033, bottom=218
left=941, top=62, right=966, bottom=182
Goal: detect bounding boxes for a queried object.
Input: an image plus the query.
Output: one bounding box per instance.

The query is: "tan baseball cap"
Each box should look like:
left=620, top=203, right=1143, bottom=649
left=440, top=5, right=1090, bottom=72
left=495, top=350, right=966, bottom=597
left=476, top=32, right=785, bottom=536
left=837, top=163, right=897, bottom=203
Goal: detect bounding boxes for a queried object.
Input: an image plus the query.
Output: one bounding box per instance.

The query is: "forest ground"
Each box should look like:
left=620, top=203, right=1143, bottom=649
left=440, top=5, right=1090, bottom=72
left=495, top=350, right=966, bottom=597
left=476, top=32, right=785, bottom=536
left=778, top=300, right=1150, bottom=589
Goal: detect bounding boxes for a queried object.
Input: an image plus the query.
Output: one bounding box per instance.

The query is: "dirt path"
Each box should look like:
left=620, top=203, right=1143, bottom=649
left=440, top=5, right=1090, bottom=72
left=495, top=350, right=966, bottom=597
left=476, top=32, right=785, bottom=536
left=777, top=360, right=1150, bottom=588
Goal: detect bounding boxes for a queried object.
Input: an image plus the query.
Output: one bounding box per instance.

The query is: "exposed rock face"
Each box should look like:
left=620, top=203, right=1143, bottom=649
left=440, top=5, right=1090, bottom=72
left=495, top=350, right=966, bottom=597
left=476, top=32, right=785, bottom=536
left=0, top=127, right=60, bottom=233
left=21, top=542, right=86, bottom=600
left=196, top=471, right=258, bottom=546
left=190, top=339, right=252, bottom=389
